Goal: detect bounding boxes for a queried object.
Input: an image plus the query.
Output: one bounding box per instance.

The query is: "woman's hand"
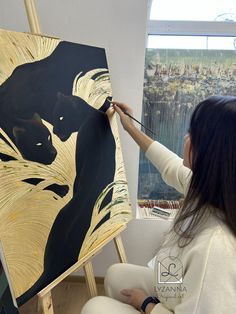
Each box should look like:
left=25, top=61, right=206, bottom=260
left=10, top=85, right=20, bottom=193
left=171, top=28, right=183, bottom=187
left=121, top=288, right=148, bottom=310
left=111, top=100, right=154, bottom=152
left=111, top=101, right=135, bottom=132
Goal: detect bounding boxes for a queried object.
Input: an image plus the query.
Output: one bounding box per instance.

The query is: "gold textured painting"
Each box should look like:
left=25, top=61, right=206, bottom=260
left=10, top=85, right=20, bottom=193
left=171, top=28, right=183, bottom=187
left=0, top=29, right=132, bottom=306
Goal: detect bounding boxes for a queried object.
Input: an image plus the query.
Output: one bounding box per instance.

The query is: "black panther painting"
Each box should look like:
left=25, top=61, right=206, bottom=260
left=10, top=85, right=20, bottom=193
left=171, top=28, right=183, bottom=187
left=0, top=29, right=131, bottom=307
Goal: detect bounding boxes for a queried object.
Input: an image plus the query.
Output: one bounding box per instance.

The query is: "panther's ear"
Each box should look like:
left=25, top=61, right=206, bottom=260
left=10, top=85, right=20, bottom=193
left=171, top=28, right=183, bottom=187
left=32, top=113, right=42, bottom=123
left=13, top=126, right=26, bottom=139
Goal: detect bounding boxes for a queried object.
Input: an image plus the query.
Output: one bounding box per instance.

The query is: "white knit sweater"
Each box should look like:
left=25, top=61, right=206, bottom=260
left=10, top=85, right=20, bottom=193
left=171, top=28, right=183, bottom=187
left=145, top=141, right=236, bottom=314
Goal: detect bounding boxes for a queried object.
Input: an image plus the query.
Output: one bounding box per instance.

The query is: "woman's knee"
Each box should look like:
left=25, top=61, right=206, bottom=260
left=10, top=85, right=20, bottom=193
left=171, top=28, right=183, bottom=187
left=105, top=263, right=155, bottom=298
left=81, top=295, right=140, bottom=314
left=105, top=263, right=126, bottom=285
left=105, top=263, right=144, bottom=300
left=105, top=263, right=130, bottom=299
left=81, top=296, right=107, bottom=314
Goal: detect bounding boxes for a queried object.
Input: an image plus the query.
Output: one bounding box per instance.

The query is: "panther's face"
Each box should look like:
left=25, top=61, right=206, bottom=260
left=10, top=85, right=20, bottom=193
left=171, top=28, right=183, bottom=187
left=13, top=119, right=57, bottom=165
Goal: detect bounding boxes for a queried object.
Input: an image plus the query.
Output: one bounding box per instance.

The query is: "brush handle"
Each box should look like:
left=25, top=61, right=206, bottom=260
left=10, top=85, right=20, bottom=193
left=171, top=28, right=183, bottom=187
left=107, top=98, right=156, bottom=136
left=124, top=111, right=156, bottom=136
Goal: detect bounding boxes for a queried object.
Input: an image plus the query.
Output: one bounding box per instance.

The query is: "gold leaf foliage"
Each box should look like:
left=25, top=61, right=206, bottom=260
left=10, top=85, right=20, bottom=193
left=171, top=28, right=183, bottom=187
left=0, top=28, right=60, bottom=85
left=72, top=68, right=112, bottom=109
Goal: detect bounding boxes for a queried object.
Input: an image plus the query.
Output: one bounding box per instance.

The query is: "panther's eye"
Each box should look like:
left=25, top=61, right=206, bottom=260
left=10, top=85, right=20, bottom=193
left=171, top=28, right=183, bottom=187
left=48, top=135, right=51, bottom=141
left=36, top=142, right=43, bottom=146
left=59, top=116, right=64, bottom=121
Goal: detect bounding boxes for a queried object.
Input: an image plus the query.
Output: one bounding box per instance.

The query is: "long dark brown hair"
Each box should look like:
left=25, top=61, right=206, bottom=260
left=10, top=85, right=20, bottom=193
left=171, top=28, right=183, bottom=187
left=172, top=95, right=236, bottom=248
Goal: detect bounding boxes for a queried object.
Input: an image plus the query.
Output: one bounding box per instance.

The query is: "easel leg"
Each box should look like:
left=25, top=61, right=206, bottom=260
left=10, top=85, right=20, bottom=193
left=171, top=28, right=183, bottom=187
left=114, top=235, right=127, bottom=263
left=83, top=261, right=98, bottom=298
left=24, top=0, right=41, bottom=33
left=37, top=291, right=54, bottom=314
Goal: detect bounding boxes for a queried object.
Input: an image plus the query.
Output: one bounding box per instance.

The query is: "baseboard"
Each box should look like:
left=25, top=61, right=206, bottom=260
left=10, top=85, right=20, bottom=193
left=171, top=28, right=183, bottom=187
left=64, top=275, right=104, bottom=285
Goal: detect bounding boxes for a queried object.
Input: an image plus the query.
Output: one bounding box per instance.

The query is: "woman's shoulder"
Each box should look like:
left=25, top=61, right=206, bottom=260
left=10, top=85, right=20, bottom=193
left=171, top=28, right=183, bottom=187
left=210, top=219, right=236, bottom=257
left=183, top=214, right=236, bottom=262
left=156, top=212, right=236, bottom=266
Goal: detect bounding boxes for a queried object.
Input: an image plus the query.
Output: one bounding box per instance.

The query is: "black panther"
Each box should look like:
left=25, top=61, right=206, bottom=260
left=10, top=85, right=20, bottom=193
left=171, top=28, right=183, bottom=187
left=16, top=94, right=116, bottom=306
left=0, top=113, right=57, bottom=165
left=0, top=112, right=69, bottom=198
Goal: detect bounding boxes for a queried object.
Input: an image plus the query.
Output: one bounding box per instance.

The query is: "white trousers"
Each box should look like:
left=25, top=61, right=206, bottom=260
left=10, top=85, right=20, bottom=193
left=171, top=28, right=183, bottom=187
left=81, top=263, right=155, bottom=314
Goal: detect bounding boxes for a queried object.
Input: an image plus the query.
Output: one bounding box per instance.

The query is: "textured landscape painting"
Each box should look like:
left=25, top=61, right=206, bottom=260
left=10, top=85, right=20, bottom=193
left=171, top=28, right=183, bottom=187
left=138, top=49, right=236, bottom=201
left=0, top=29, right=131, bottom=306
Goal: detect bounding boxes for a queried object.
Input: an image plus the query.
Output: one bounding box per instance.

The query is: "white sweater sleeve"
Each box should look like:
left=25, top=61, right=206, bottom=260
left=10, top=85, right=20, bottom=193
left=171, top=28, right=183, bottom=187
left=145, top=141, right=191, bottom=195
left=150, top=226, right=236, bottom=314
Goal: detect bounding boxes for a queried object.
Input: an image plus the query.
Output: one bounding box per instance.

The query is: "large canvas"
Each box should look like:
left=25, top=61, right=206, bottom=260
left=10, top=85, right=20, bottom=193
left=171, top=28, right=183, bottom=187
left=0, top=29, right=131, bottom=306
left=138, top=48, right=236, bottom=201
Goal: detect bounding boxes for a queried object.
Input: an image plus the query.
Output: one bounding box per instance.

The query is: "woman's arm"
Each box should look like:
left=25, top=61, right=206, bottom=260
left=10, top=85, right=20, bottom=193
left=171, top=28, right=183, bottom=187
left=112, top=102, right=154, bottom=152
left=112, top=101, right=191, bottom=195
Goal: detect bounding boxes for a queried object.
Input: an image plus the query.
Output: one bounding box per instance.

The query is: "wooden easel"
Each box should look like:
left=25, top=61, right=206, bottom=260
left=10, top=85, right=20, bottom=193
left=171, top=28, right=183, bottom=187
left=23, top=1, right=128, bottom=313
left=37, top=225, right=127, bottom=314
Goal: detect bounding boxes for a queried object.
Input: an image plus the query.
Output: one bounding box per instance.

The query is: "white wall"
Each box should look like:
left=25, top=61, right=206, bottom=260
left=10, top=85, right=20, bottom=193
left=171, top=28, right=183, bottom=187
left=0, top=0, right=171, bottom=276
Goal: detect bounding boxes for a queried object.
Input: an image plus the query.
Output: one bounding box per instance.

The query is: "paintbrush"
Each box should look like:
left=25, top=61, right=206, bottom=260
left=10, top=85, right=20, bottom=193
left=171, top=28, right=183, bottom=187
left=107, top=97, right=156, bottom=136
left=123, top=111, right=156, bottom=136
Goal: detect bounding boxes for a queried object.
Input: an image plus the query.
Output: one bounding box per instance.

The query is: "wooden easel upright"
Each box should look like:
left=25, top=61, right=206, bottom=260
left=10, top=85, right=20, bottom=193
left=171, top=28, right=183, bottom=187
left=22, top=1, right=128, bottom=313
